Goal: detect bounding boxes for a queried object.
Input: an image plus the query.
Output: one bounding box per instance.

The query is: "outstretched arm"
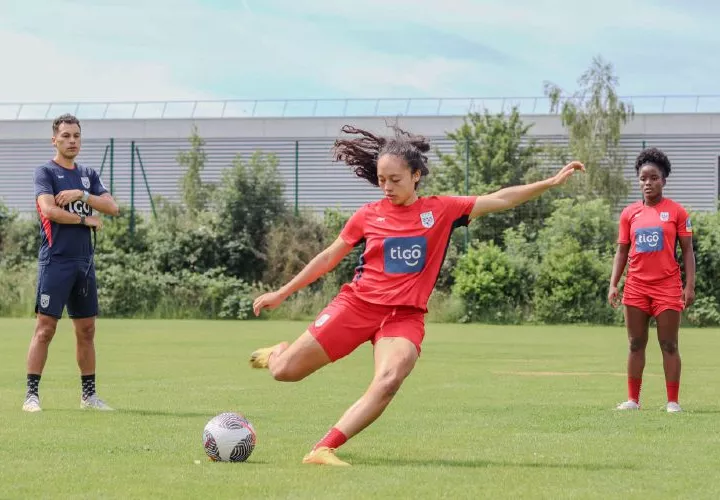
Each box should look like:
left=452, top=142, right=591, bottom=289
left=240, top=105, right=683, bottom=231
left=469, top=161, right=585, bottom=220
left=253, top=236, right=356, bottom=315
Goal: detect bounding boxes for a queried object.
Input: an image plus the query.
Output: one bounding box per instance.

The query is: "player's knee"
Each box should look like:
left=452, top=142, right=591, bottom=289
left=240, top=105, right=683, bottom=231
left=659, top=340, right=678, bottom=355
left=373, top=369, right=406, bottom=399
left=269, top=360, right=306, bottom=382
left=75, top=324, right=96, bottom=343
left=34, top=323, right=57, bottom=344
left=629, top=337, right=646, bottom=353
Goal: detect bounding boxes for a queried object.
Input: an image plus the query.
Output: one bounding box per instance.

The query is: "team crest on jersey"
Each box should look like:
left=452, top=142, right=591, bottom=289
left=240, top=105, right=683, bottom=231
left=660, top=211, right=669, bottom=222
left=81, top=176, right=91, bottom=189
left=40, top=294, right=50, bottom=309
left=420, top=211, right=434, bottom=228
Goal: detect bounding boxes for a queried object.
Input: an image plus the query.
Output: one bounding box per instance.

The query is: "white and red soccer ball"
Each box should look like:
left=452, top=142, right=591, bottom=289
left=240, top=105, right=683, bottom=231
left=203, top=412, right=256, bottom=462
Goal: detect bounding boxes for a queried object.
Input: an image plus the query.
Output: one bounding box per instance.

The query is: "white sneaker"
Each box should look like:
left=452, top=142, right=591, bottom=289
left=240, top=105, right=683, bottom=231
left=666, top=402, right=683, bottom=413
left=22, top=395, right=42, bottom=412
left=80, top=395, right=114, bottom=411
left=616, top=400, right=641, bottom=410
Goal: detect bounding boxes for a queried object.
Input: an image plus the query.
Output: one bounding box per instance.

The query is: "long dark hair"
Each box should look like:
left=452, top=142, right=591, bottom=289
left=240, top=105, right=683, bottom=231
left=332, top=125, right=430, bottom=188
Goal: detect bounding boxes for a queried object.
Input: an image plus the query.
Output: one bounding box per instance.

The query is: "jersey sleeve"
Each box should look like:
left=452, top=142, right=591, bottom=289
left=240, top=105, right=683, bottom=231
left=617, top=207, right=631, bottom=244
left=442, top=196, right=477, bottom=223
left=90, top=169, right=109, bottom=197
left=339, top=207, right=365, bottom=246
left=33, top=167, right=54, bottom=197
left=676, top=205, right=693, bottom=237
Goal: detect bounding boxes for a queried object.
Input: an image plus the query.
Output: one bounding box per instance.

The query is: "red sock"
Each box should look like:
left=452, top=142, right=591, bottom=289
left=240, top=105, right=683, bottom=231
left=666, top=381, right=680, bottom=403
left=628, top=377, right=642, bottom=403
left=313, top=427, right=347, bottom=451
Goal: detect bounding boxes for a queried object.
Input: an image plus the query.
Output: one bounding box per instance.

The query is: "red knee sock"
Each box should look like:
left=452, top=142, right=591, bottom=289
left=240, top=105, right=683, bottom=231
left=313, top=427, right=347, bottom=451
left=666, top=381, right=680, bottom=403
left=628, top=377, right=642, bottom=403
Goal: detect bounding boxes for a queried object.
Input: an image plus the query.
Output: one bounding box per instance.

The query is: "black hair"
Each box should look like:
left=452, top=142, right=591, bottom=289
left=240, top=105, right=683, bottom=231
left=635, top=147, right=671, bottom=178
left=53, top=113, right=81, bottom=135
left=332, top=125, right=430, bottom=188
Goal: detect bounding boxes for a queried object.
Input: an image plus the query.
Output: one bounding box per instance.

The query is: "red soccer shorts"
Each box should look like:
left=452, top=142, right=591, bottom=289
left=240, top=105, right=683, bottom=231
left=308, top=286, right=426, bottom=362
left=622, top=275, right=684, bottom=317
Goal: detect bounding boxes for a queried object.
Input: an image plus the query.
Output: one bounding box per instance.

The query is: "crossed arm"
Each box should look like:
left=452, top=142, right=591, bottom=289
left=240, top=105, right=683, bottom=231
left=37, top=190, right=119, bottom=226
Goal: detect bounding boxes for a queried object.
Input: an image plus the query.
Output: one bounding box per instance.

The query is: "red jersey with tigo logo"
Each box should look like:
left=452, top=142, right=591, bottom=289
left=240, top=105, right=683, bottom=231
left=617, top=198, right=693, bottom=283
left=339, top=195, right=476, bottom=312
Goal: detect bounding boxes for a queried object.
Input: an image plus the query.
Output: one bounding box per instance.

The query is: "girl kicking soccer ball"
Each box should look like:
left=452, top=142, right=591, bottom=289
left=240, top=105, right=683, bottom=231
left=251, top=124, right=585, bottom=466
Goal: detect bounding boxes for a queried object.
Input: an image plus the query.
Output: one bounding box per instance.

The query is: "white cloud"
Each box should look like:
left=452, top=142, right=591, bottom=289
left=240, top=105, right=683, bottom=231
left=0, top=0, right=718, bottom=105
left=0, top=29, right=213, bottom=102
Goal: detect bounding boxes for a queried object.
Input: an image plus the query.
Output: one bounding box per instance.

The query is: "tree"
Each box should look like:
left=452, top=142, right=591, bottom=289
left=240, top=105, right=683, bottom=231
left=213, top=151, right=287, bottom=281
left=177, top=126, right=212, bottom=216
left=544, top=55, right=633, bottom=206
left=426, top=107, right=557, bottom=246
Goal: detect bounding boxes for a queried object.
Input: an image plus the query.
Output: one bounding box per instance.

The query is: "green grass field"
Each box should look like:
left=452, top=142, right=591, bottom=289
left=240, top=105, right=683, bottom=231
left=2, top=318, right=720, bottom=499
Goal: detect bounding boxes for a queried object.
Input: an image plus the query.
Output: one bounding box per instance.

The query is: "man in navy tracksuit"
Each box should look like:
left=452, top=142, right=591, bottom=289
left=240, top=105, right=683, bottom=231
left=24, top=114, right=119, bottom=412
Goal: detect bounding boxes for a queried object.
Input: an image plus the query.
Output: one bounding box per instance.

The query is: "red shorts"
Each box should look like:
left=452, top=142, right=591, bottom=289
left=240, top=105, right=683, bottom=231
left=308, top=286, right=425, bottom=362
left=622, top=276, right=684, bottom=317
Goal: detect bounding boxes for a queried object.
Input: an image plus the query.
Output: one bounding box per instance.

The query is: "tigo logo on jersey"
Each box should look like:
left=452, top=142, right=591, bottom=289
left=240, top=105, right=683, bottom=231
left=635, top=226, right=664, bottom=253
left=383, top=236, right=427, bottom=274
left=66, top=200, right=91, bottom=216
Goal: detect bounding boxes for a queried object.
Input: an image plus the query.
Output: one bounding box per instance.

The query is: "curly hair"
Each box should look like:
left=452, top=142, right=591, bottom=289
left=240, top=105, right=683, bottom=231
left=635, top=147, right=671, bottom=178
left=332, top=125, right=430, bottom=188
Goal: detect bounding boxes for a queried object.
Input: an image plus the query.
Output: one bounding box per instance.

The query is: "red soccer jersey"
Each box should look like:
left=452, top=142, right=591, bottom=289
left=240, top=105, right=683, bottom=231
left=340, top=195, right=476, bottom=312
left=617, top=198, right=693, bottom=283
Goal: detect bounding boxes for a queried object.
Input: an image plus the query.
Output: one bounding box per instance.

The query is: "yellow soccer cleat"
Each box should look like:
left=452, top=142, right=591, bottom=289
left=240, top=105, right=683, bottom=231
left=302, top=447, right=351, bottom=467
left=249, top=343, right=284, bottom=369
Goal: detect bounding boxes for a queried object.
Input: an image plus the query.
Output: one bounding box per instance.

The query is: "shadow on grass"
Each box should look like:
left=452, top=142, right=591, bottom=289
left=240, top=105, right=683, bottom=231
left=347, top=456, right=638, bottom=471
left=44, top=408, right=214, bottom=418
left=205, top=459, right=270, bottom=466
left=118, top=408, right=216, bottom=418
left=685, top=408, right=720, bottom=415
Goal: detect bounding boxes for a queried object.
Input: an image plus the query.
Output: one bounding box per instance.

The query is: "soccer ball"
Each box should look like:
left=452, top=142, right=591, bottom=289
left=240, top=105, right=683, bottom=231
left=203, top=412, right=256, bottom=462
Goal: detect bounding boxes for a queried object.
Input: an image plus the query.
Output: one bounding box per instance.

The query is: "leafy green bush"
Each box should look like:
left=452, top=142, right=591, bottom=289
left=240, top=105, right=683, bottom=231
left=322, top=208, right=363, bottom=289
left=213, top=152, right=287, bottom=282
left=0, top=217, right=38, bottom=267
left=147, top=207, right=225, bottom=275
left=690, top=210, right=720, bottom=308
left=0, top=262, right=36, bottom=317
left=97, top=262, right=255, bottom=320
left=96, top=204, right=149, bottom=255
left=262, top=211, right=327, bottom=289
left=452, top=241, right=528, bottom=323
left=533, top=238, right=615, bottom=324
left=685, top=295, right=720, bottom=327
left=535, top=197, right=616, bottom=258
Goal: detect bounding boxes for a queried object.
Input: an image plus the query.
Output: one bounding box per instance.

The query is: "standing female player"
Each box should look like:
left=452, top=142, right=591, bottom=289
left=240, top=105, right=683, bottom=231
left=251, top=125, right=584, bottom=466
left=609, top=147, right=695, bottom=413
